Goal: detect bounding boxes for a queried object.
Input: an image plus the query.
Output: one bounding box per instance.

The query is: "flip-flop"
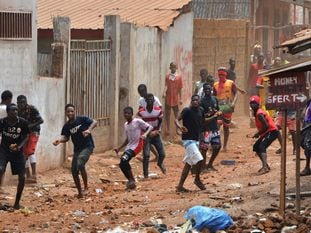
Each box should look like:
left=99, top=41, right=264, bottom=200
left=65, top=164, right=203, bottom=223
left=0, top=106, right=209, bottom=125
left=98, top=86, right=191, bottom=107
left=300, top=168, right=311, bottom=176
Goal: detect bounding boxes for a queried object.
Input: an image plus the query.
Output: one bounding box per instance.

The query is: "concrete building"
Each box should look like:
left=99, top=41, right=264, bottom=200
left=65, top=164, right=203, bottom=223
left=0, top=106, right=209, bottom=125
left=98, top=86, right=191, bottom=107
left=0, top=0, right=67, bottom=172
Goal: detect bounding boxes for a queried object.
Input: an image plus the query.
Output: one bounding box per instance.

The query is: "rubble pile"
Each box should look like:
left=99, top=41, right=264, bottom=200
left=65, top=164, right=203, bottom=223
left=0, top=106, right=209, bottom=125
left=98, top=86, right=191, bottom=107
left=227, top=209, right=311, bottom=233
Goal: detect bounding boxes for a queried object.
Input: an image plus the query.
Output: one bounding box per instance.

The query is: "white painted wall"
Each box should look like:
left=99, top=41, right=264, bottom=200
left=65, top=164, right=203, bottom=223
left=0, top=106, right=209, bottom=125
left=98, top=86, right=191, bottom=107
left=128, top=12, right=193, bottom=110
left=161, top=12, right=194, bottom=106
left=131, top=27, right=161, bottom=110
left=0, top=0, right=66, bottom=172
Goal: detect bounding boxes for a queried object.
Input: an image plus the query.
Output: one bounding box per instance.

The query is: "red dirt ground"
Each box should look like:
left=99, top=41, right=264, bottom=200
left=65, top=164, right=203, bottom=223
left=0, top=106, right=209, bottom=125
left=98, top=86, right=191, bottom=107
left=0, top=116, right=310, bottom=232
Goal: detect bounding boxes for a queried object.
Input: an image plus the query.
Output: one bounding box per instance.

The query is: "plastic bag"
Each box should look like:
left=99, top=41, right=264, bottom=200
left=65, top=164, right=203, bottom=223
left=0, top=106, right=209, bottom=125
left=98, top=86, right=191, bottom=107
left=185, top=206, right=233, bottom=233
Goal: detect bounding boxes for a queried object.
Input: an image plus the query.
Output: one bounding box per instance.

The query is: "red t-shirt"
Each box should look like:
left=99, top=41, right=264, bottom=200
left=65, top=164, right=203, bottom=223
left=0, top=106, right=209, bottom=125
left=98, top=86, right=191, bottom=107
left=249, top=63, right=263, bottom=88
left=255, top=109, right=277, bottom=137
left=165, top=73, right=183, bottom=107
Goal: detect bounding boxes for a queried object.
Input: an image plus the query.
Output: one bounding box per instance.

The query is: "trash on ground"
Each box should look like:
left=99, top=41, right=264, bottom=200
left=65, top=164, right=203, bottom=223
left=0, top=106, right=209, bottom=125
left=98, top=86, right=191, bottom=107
left=185, top=205, right=233, bottom=233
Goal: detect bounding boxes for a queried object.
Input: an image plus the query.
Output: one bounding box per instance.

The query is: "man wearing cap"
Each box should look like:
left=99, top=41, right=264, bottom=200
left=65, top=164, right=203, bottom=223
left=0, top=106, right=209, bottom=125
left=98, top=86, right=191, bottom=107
left=213, top=67, right=237, bottom=152
left=249, top=96, right=278, bottom=174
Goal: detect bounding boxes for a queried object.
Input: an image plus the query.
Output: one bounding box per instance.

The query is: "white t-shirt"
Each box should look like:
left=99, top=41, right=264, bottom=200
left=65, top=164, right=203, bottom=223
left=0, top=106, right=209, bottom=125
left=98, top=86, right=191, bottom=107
left=0, top=104, right=7, bottom=119
left=125, top=118, right=151, bottom=151
left=138, top=96, right=162, bottom=109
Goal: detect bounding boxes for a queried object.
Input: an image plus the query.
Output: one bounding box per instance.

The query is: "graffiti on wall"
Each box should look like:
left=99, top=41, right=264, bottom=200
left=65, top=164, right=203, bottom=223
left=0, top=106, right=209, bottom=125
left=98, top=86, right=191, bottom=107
left=174, top=45, right=192, bottom=104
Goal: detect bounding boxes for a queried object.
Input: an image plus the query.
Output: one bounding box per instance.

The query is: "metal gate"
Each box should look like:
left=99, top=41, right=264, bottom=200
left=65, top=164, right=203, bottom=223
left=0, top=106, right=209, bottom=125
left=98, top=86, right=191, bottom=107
left=69, top=40, right=111, bottom=125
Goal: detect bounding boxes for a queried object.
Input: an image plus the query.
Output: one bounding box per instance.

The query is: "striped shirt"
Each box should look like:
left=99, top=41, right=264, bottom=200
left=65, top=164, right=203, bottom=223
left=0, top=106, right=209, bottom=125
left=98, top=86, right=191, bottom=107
left=138, top=106, right=163, bottom=131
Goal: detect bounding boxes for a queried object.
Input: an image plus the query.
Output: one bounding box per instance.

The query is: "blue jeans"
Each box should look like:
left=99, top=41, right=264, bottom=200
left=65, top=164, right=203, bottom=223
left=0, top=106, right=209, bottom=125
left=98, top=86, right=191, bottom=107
left=143, top=135, right=165, bottom=177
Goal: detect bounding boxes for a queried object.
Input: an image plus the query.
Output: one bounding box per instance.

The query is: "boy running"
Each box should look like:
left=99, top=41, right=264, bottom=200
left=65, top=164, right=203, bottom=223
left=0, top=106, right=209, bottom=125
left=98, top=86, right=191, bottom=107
left=138, top=93, right=166, bottom=178
left=175, top=94, right=206, bottom=192
left=114, top=107, right=153, bottom=189
left=53, top=104, right=97, bottom=198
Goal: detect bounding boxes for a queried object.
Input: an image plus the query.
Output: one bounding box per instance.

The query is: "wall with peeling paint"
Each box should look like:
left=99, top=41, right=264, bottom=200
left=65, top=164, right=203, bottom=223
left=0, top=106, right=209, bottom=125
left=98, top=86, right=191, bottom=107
left=0, top=1, right=67, bottom=174
left=161, top=12, right=194, bottom=106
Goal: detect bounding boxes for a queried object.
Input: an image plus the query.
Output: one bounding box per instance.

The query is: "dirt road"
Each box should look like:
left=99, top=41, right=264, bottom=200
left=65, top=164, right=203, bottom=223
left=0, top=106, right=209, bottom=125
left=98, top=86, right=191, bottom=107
left=0, top=116, right=310, bottom=232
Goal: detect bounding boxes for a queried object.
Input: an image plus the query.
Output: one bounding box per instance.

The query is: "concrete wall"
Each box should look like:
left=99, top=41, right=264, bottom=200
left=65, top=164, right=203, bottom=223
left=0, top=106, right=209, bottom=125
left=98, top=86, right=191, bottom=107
left=116, top=12, right=193, bottom=142
left=0, top=1, right=67, bottom=172
left=121, top=12, right=193, bottom=112
left=161, top=13, right=194, bottom=106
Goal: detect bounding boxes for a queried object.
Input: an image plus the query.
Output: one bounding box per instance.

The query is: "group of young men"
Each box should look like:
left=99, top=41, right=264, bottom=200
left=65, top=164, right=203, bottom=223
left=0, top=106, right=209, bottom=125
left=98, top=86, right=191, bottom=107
left=1, top=57, right=310, bottom=209
left=113, top=61, right=241, bottom=192
left=0, top=90, right=43, bottom=209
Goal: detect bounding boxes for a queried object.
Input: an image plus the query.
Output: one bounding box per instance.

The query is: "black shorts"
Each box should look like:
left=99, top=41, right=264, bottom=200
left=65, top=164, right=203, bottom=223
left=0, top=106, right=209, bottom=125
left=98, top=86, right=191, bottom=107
left=0, top=147, right=26, bottom=175
left=253, top=130, right=278, bottom=154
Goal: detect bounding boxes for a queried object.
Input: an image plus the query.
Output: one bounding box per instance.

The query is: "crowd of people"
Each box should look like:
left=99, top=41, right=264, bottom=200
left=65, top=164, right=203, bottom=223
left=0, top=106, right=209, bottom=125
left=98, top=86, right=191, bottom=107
left=0, top=54, right=310, bottom=209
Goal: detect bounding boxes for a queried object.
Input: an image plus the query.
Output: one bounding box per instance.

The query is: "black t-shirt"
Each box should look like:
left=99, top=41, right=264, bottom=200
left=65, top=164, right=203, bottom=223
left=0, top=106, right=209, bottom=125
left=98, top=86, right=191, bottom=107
left=227, top=68, right=236, bottom=82
left=61, top=116, right=94, bottom=153
left=0, top=117, right=30, bottom=153
left=18, top=105, right=43, bottom=133
left=200, top=95, right=219, bottom=132
left=181, top=107, right=204, bottom=141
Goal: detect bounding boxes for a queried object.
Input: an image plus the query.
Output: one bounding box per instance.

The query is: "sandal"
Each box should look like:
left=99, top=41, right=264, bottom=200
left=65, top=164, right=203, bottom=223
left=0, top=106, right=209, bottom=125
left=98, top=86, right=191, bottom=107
left=176, top=186, right=190, bottom=193
left=300, top=168, right=311, bottom=176
left=194, top=180, right=206, bottom=190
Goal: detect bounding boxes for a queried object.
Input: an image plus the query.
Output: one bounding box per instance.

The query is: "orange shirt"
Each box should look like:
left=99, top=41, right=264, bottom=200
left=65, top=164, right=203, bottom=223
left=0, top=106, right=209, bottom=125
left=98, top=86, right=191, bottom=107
left=165, top=73, right=183, bottom=107
left=255, top=109, right=277, bottom=137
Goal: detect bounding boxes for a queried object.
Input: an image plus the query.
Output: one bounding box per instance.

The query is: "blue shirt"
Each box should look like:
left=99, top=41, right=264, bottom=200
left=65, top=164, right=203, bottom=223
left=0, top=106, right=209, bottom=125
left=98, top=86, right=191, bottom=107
left=61, top=116, right=94, bottom=153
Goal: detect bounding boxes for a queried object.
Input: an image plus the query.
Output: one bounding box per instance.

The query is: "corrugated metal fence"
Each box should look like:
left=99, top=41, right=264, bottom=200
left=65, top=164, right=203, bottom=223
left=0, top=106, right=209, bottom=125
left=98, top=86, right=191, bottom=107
left=70, top=40, right=111, bottom=125
left=192, top=0, right=251, bottom=19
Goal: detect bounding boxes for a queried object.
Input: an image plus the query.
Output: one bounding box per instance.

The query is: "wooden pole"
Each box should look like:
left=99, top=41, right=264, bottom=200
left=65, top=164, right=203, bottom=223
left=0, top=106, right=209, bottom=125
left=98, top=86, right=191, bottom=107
left=280, top=110, right=287, bottom=216
left=295, top=110, right=301, bottom=215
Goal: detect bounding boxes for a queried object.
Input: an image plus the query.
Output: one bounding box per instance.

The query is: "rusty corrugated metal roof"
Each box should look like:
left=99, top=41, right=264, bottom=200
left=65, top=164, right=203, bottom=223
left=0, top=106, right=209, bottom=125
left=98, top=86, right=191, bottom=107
left=280, top=29, right=311, bottom=46
left=38, top=0, right=191, bottom=31
left=274, top=28, right=311, bottom=54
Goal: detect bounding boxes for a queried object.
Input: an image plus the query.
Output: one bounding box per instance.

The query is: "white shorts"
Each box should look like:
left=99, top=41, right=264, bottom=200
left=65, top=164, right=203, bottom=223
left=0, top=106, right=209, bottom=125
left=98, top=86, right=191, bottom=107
left=182, top=140, right=203, bottom=166
left=25, top=154, right=36, bottom=168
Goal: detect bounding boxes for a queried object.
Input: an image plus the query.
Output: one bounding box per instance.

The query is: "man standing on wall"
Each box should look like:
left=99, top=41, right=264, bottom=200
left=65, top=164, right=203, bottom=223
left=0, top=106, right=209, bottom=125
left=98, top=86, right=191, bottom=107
left=17, top=95, right=44, bottom=183
left=162, top=62, right=183, bottom=136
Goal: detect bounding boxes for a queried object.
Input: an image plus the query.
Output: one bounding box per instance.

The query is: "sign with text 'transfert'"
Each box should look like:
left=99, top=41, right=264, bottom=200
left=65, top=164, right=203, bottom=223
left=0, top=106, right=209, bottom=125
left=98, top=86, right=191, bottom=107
left=266, top=72, right=308, bottom=110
